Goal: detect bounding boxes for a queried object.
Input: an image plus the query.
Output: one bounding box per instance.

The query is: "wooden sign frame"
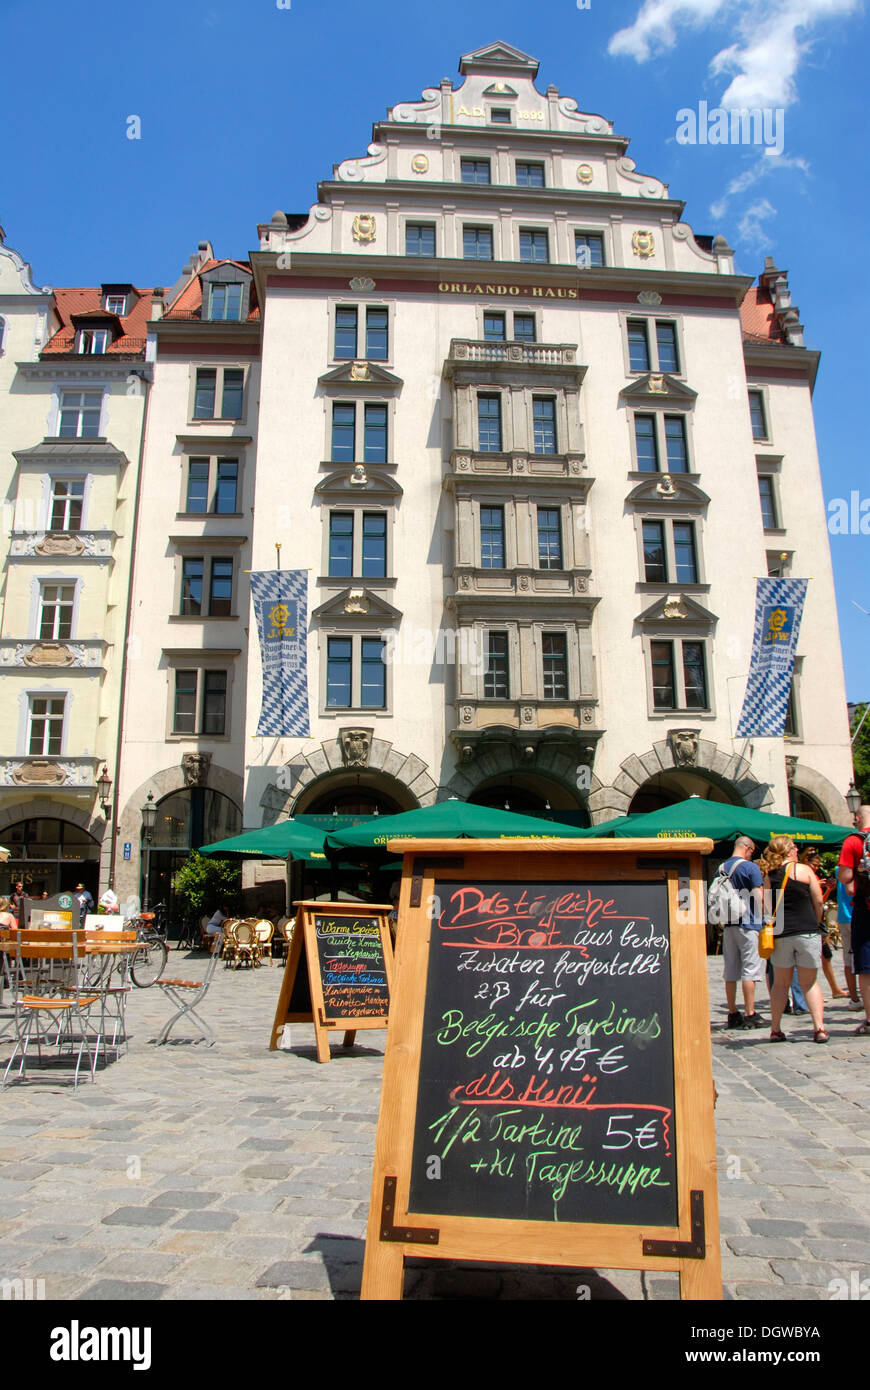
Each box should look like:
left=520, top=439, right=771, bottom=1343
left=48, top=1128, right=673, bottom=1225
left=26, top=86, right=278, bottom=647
left=361, top=839, right=721, bottom=1300
left=269, top=901, right=394, bottom=1063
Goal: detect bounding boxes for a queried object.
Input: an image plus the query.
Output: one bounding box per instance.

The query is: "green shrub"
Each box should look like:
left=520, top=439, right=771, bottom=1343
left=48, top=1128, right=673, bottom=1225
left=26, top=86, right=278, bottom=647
left=172, top=852, right=241, bottom=917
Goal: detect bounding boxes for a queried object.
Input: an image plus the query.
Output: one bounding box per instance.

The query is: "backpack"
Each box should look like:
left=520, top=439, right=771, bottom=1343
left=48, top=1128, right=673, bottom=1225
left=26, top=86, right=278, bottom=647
left=707, top=860, right=747, bottom=926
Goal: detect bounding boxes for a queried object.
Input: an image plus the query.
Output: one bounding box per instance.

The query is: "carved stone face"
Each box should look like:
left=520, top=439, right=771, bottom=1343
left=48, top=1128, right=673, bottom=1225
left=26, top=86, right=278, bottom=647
left=340, top=729, right=371, bottom=767
left=182, top=753, right=211, bottom=787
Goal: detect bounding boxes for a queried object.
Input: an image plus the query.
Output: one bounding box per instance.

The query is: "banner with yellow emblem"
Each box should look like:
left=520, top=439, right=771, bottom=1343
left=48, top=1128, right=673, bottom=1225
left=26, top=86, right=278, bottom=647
left=735, top=577, right=808, bottom=737
left=250, top=570, right=310, bottom=737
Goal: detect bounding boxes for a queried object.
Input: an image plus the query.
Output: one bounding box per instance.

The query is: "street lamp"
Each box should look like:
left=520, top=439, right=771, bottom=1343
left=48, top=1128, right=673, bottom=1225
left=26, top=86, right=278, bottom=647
left=846, top=781, right=861, bottom=817
left=140, top=792, right=157, bottom=910
left=97, top=766, right=112, bottom=819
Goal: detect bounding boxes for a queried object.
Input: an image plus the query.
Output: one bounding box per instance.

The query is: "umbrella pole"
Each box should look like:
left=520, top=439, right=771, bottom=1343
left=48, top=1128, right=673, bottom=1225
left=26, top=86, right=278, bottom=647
left=328, top=846, right=341, bottom=901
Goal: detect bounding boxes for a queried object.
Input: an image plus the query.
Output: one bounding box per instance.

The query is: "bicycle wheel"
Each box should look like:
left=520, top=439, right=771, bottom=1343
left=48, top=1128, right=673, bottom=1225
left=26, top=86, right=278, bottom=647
left=130, top=938, right=168, bottom=988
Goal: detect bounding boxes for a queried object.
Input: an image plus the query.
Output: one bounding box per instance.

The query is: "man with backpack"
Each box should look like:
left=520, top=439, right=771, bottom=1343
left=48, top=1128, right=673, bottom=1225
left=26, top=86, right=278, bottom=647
left=711, top=835, right=766, bottom=1029
left=837, top=804, right=870, bottom=1034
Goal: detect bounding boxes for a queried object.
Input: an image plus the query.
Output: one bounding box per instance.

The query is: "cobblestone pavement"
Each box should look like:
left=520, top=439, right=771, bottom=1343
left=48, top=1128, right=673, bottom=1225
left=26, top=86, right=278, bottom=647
left=0, top=952, right=867, bottom=1301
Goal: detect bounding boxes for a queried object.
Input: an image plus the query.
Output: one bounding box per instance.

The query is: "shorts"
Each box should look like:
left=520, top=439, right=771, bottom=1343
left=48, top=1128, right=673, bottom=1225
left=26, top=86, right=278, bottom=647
left=722, top=926, right=765, bottom=983
left=852, top=918, right=870, bottom=975
left=839, top=920, right=852, bottom=960
left=770, top=933, right=822, bottom=971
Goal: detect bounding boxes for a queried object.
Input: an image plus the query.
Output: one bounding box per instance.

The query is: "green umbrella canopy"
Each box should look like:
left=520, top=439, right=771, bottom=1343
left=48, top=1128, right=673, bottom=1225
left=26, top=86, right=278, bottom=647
left=199, top=820, right=330, bottom=863
left=326, top=800, right=597, bottom=852
left=608, top=797, right=854, bottom=848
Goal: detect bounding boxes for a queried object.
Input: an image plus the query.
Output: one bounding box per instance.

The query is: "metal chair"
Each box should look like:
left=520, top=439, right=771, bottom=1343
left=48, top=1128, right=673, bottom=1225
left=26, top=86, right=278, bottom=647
left=3, top=931, right=102, bottom=1087
left=155, top=931, right=224, bottom=1045
left=80, top=930, right=137, bottom=1062
left=231, top=920, right=259, bottom=969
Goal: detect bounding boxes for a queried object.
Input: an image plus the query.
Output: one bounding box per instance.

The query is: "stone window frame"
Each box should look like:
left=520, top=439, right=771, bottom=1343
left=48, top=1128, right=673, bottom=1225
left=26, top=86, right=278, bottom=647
left=327, top=299, right=395, bottom=367
left=619, top=309, right=686, bottom=379
left=21, top=687, right=71, bottom=757
left=163, top=654, right=236, bottom=741
left=756, top=455, right=784, bottom=534
left=178, top=453, right=244, bottom=517
left=38, top=469, right=94, bottom=533
left=326, top=397, right=394, bottom=465
left=748, top=385, right=772, bottom=444
left=574, top=228, right=608, bottom=269
left=319, top=630, right=392, bottom=718
left=628, top=409, right=695, bottom=475
left=641, top=634, right=715, bottom=718
left=54, top=386, right=105, bottom=440
left=322, top=506, right=392, bottom=583
left=33, top=575, right=82, bottom=642
left=473, top=305, right=537, bottom=341
left=169, top=540, right=244, bottom=621
left=634, top=514, right=707, bottom=588
left=187, top=363, right=249, bottom=424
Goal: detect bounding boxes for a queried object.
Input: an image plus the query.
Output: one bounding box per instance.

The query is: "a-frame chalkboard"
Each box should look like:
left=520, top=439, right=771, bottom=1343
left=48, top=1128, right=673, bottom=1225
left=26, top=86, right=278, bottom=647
left=269, top=901, right=394, bottom=1063
left=361, top=839, right=721, bottom=1300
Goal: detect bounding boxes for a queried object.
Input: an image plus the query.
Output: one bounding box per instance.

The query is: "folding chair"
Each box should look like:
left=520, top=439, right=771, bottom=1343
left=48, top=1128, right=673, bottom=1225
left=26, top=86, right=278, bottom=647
left=81, top=930, right=136, bottom=1062
left=155, top=931, right=223, bottom=1045
left=3, top=931, right=101, bottom=1087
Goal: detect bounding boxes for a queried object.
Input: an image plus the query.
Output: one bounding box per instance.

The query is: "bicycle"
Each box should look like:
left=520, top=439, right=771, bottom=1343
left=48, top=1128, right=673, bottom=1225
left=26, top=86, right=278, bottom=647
left=126, top=909, right=169, bottom=988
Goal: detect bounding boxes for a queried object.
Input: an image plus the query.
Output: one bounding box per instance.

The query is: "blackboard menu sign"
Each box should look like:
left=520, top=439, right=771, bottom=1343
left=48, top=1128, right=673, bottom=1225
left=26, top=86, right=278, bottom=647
left=269, top=901, right=394, bottom=1062
left=313, top=914, right=390, bottom=1021
left=407, top=880, right=676, bottom=1226
left=361, top=840, right=721, bottom=1302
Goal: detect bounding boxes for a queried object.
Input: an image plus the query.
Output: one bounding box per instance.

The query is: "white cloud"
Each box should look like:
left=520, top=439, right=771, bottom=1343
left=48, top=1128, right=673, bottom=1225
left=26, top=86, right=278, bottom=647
left=709, top=152, right=810, bottom=219
left=609, top=0, right=862, bottom=109
left=737, top=199, right=778, bottom=250
left=608, top=0, right=729, bottom=61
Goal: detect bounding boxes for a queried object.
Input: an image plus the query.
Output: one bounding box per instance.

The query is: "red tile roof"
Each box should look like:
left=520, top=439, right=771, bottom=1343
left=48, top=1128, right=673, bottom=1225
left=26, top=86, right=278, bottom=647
left=165, top=259, right=260, bottom=322
left=41, top=288, right=154, bottom=356
left=740, top=285, right=785, bottom=346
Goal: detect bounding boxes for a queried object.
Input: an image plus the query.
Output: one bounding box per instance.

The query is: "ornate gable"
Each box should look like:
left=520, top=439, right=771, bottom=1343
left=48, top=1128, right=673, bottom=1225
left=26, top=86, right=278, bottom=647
left=619, top=374, right=698, bottom=408
left=312, top=587, right=402, bottom=623
left=314, top=467, right=403, bottom=500
left=626, top=476, right=709, bottom=509
left=636, top=593, right=718, bottom=628
left=458, top=42, right=540, bottom=77
left=318, top=361, right=403, bottom=393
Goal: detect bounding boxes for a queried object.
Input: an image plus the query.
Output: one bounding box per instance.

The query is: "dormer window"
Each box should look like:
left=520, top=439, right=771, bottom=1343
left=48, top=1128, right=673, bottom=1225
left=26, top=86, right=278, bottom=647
left=208, top=283, right=245, bottom=322
left=104, top=294, right=127, bottom=315
left=77, top=328, right=108, bottom=355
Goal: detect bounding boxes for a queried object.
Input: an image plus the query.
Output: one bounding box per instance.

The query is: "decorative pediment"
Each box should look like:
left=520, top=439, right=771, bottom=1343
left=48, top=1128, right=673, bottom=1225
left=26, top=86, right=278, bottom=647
left=626, top=475, right=709, bottom=508
left=619, top=374, right=698, bottom=408
left=636, top=593, right=718, bottom=627
left=314, top=467, right=403, bottom=500
left=318, top=361, right=403, bottom=392
left=312, top=588, right=402, bottom=622
left=459, top=42, right=540, bottom=77
left=482, top=81, right=519, bottom=97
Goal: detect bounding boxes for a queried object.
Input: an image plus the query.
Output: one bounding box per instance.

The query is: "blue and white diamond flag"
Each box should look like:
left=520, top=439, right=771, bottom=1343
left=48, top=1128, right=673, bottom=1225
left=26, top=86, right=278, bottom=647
left=250, top=570, right=310, bottom=737
left=735, top=577, right=808, bottom=738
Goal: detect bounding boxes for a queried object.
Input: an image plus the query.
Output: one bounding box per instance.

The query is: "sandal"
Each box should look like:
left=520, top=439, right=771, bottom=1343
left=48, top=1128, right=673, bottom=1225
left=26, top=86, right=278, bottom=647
left=769, top=1030, right=788, bottom=1042
left=855, top=1020, right=870, bottom=1036
left=813, top=1029, right=829, bottom=1044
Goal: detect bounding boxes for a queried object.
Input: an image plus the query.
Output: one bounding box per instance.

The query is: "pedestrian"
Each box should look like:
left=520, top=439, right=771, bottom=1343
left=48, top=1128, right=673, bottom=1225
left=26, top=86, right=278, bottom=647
left=837, top=804, right=870, bottom=1034
left=0, top=896, right=16, bottom=929
left=801, top=850, right=848, bottom=999
left=74, top=882, right=94, bottom=927
left=761, top=836, right=827, bottom=1042
left=10, top=881, right=26, bottom=918
left=718, top=835, right=767, bottom=1029
left=836, top=870, right=861, bottom=1007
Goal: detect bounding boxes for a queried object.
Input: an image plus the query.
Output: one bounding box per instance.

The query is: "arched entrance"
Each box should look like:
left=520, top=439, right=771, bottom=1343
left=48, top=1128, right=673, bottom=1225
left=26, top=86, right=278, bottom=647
left=788, top=787, right=826, bottom=822
left=141, top=787, right=241, bottom=910
left=468, top=774, right=590, bottom=825
left=297, top=784, right=406, bottom=817
left=628, top=772, right=740, bottom=816
left=1, top=817, right=101, bottom=898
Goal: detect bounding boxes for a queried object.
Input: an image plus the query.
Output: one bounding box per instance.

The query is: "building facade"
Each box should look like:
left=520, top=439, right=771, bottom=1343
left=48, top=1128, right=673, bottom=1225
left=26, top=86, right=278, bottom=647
left=4, top=42, right=851, bottom=906
left=0, top=229, right=152, bottom=898
left=241, top=40, right=851, bottom=849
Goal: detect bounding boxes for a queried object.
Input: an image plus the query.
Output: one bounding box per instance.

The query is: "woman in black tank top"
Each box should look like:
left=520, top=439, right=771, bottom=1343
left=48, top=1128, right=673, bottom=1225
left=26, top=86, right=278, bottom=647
left=761, top=836, right=826, bottom=1042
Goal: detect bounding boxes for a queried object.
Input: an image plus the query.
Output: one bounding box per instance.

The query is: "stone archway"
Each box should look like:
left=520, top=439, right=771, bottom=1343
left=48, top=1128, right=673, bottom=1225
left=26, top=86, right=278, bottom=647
left=445, top=742, right=595, bottom=814
left=588, top=732, right=774, bottom=824
left=261, top=732, right=438, bottom=823
left=786, top=760, right=850, bottom=825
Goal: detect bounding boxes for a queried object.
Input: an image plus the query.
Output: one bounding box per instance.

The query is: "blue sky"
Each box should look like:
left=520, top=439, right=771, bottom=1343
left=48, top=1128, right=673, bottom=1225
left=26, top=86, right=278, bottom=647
left=3, top=0, right=868, bottom=696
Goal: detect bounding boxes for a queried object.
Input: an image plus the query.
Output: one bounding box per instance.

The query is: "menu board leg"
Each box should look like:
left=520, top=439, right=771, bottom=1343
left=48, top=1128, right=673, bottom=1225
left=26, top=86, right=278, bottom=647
left=342, top=1030, right=356, bottom=1048
left=360, top=1229, right=405, bottom=1300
